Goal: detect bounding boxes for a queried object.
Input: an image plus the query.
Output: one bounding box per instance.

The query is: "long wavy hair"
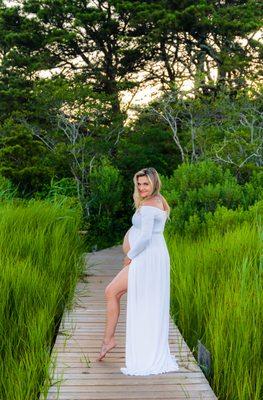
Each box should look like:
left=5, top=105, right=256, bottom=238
left=132, top=167, right=171, bottom=218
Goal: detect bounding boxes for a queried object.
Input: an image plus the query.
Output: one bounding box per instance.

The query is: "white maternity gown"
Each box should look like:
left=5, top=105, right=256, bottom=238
left=120, top=205, right=179, bottom=376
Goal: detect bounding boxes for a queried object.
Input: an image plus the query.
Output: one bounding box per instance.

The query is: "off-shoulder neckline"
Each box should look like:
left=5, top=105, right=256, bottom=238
left=138, top=205, right=167, bottom=213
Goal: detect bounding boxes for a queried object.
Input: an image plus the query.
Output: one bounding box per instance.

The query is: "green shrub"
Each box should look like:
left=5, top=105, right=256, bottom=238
left=163, top=160, right=262, bottom=236
left=46, top=177, right=78, bottom=198
left=0, top=119, right=53, bottom=196
left=86, top=157, right=124, bottom=249
left=34, top=177, right=82, bottom=211
left=242, top=170, right=263, bottom=208
left=0, top=175, right=17, bottom=200
left=203, top=200, right=262, bottom=235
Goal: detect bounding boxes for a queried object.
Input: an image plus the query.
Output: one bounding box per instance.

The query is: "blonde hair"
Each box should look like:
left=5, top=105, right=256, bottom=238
left=132, top=167, right=170, bottom=218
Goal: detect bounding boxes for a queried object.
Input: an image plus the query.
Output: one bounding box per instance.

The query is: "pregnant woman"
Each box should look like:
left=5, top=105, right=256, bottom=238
left=97, top=167, right=179, bottom=375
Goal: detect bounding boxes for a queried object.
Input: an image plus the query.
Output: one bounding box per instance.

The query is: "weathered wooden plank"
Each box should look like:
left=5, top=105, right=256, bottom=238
left=52, top=374, right=206, bottom=382
left=43, top=245, right=217, bottom=400
left=49, top=376, right=210, bottom=385
left=48, top=384, right=213, bottom=392
left=46, top=391, right=215, bottom=400
left=54, top=344, right=187, bottom=351
left=50, top=366, right=198, bottom=376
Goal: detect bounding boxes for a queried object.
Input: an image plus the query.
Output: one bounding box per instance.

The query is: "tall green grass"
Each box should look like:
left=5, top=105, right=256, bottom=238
left=167, top=220, right=263, bottom=400
left=0, top=200, right=85, bottom=400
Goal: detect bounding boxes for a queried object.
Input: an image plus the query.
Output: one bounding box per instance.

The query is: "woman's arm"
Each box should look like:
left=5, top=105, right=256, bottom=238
left=127, top=207, right=155, bottom=260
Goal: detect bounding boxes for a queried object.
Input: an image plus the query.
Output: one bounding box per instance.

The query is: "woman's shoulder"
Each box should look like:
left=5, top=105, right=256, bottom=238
left=140, top=195, right=165, bottom=211
left=144, top=195, right=164, bottom=207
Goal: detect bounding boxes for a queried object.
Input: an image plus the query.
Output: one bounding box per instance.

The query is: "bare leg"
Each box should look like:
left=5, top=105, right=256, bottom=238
left=97, top=265, right=129, bottom=361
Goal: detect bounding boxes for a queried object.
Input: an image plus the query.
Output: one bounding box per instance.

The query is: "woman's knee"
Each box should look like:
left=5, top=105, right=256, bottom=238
left=104, top=285, right=127, bottom=300
left=104, top=284, right=113, bottom=299
left=116, top=289, right=127, bottom=300
left=104, top=265, right=129, bottom=299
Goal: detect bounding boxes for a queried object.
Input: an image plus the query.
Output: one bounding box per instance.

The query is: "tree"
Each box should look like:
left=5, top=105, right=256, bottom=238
left=141, top=85, right=263, bottom=173
left=0, top=119, right=53, bottom=195
left=19, top=0, right=156, bottom=116
left=0, top=2, right=59, bottom=122
left=138, top=0, right=263, bottom=95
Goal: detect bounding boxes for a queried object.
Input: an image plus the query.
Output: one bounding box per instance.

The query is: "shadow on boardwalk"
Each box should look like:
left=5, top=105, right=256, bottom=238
left=43, top=245, right=217, bottom=400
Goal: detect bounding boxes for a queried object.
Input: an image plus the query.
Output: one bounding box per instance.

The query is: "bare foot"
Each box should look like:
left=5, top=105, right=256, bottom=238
left=97, top=338, right=116, bottom=361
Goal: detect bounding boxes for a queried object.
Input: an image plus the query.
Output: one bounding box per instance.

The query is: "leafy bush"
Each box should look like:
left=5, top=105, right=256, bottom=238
left=162, top=160, right=262, bottom=236
left=85, top=157, right=125, bottom=249
left=0, top=175, right=17, bottom=200
left=242, top=170, right=263, bottom=208
left=34, top=177, right=82, bottom=214
left=0, top=119, right=53, bottom=196
left=46, top=177, right=79, bottom=198
left=204, top=200, right=262, bottom=235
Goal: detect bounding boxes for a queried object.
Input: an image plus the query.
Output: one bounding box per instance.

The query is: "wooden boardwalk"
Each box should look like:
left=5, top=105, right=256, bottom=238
left=45, top=245, right=217, bottom=400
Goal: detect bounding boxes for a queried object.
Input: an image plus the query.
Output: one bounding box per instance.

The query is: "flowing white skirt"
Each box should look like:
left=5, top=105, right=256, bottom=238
left=120, top=226, right=179, bottom=376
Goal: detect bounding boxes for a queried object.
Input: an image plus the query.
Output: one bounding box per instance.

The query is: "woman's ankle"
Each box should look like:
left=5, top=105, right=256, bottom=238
left=103, top=336, right=115, bottom=345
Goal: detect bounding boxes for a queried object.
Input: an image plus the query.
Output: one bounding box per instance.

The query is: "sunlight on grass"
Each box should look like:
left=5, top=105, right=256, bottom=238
left=0, top=200, right=85, bottom=400
left=167, top=219, right=263, bottom=400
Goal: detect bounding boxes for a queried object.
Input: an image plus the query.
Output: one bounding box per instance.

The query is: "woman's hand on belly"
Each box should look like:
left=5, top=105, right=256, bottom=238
left=123, top=255, right=132, bottom=267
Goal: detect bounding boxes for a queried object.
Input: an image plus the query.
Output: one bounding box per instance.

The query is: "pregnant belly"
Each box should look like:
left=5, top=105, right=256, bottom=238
left=122, top=229, right=131, bottom=254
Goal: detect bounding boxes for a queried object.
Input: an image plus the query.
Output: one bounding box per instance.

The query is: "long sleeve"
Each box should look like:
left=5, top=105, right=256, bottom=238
left=127, top=207, right=155, bottom=260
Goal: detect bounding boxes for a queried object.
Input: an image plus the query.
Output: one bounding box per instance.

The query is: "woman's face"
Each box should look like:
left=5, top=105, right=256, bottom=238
left=137, top=175, right=152, bottom=198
